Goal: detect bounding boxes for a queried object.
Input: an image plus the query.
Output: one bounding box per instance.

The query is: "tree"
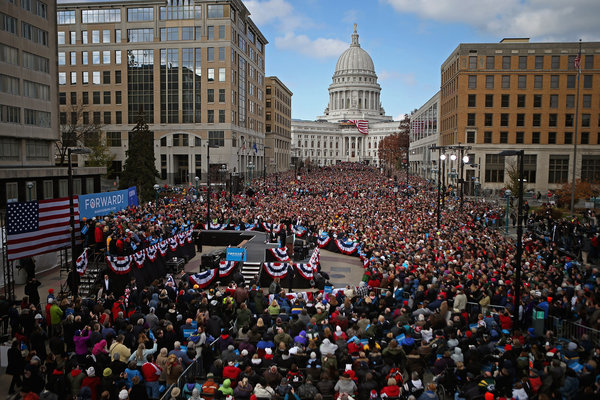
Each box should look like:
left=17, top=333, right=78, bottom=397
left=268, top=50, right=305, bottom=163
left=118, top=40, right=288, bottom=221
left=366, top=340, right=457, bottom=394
left=556, top=180, right=600, bottom=208
left=378, top=115, right=410, bottom=170
left=83, top=131, right=115, bottom=170
left=505, top=161, right=527, bottom=198
left=119, top=110, right=159, bottom=202
left=56, top=103, right=102, bottom=166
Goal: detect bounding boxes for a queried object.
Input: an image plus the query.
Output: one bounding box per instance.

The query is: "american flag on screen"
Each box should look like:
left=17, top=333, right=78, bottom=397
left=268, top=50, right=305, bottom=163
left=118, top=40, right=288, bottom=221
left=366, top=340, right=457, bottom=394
left=6, top=197, right=79, bottom=261
left=349, top=120, right=369, bottom=135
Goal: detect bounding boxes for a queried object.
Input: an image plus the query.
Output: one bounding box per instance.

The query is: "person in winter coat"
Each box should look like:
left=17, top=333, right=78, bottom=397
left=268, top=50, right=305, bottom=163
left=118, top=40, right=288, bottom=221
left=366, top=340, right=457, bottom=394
left=166, top=354, right=183, bottom=386
left=7, top=339, right=25, bottom=394
left=379, top=378, right=400, bottom=398
left=417, top=383, right=439, bottom=400
left=74, top=327, right=91, bottom=362
left=254, top=382, right=276, bottom=399
left=81, top=367, right=102, bottom=400
left=334, top=373, right=358, bottom=396
left=218, top=379, right=234, bottom=396
left=68, top=366, right=86, bottom=398
left=558, top=368, right=579, bottom=400
left=233, top=377, right=254, bottom=400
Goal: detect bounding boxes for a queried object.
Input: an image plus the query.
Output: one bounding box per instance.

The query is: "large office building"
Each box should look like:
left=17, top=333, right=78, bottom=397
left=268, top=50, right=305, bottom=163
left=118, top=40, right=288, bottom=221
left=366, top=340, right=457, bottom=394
left=439, top=38, right=600, bottom=194
left=265, top=76, right=292, bottom=173
left=0, top=0, right=103, bottom=208
left=409, top=91, right=439, bottom=182
left=56, top=0, right=268, bottom=185
left=292, top=26, right=399, bottom=167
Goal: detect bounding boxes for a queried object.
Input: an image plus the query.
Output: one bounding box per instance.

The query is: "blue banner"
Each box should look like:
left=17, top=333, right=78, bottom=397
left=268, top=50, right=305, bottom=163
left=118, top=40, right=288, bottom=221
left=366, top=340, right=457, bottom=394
left=226, top=248, right=246, bottom=262
left=79, top=189, right=130, bottom=219
left=128, top=186, right=139, bottom=207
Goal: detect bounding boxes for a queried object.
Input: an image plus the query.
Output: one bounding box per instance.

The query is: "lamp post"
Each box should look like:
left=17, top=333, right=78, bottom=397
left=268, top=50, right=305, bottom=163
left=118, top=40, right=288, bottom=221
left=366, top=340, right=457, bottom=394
left=460, top=154, right=469, bottom=210
left=68, top=147, right=91, bottom=295
left=500, top=150, right=525, bottom=328
left=431, top=146, right=444, bottom=229
left=219, top=164, right=227, bottom=197
left=440, top=153, right=447, bottom=208
left=504, top=189, right=512, bottom=235
left=229, top=172, right=238, bottom=207
left=26, top=181, right=34, bottom=201
left=206, top=143, right=218, bottom=225
left=153, top=184, right=160, bottom=204
left=194, top=176, right=199, bottom=198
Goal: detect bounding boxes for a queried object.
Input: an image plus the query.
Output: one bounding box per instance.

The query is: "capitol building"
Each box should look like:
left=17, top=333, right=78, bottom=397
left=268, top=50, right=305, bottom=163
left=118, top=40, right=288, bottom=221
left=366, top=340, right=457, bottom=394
left=291, top=26, right=400, bottom=166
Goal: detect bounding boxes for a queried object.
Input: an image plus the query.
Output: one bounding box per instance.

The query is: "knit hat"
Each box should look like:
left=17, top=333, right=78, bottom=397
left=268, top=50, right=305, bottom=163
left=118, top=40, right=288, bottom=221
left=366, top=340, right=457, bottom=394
left=118, top=390, right=128, bottom=400
left=103, top=368, right=112, bottom=377
left=86, top=367, right=95, bottom=377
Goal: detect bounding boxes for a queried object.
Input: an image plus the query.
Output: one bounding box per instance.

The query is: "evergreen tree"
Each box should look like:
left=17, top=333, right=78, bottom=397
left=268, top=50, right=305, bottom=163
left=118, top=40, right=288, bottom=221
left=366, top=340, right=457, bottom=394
left=119, top=110, right=158, bottom=201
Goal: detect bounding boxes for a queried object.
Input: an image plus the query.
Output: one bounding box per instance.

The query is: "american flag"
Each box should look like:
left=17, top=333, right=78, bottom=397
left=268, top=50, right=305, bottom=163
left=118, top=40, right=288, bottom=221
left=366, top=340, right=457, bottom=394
left=574, top=51, right=581, bottom=73
left=349, top=120, right=369, bottom=135
left=6, top=197, right=79, bottom=261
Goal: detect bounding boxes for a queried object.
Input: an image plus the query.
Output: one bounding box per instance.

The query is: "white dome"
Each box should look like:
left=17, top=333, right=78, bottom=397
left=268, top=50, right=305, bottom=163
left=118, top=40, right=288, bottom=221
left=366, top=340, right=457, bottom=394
left=334, top=29, right=375, bottom=76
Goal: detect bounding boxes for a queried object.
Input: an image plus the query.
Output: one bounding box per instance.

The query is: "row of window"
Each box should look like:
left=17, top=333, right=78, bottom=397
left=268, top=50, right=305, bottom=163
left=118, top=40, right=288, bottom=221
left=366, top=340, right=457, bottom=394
left=20, top=0, right=47, bottom=20
left=59, top=90, right=122, bottom=106
left=467, top=112, right=600, bottom=128
left=1, top=14, right=48, bottom=46
left=0, top=137, right=50, bottom=162
left=468, top=54, right=594, bottom=71
left=58, top=50, right=122, bottom=66
left=59, top=110, right=122, bottom=126
left=466, top=130, right=599, bottom=145
left=467, top=74, right=594, bottom=90
left=0, top=105, right=50, bottom=128
left=0, top=44, right=50, bottom=73
left=4, top=178, right=95, bottom=203
left=467, top=93, right=598, bottom=109
left=58, top=70, right=122, bottom=86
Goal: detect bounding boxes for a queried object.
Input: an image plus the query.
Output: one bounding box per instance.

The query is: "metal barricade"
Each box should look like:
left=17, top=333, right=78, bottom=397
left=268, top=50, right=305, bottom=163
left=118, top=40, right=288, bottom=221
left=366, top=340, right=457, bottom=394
left=545, top=316, right=600, bottom=344
left=158, top=360, right=201, bottom=400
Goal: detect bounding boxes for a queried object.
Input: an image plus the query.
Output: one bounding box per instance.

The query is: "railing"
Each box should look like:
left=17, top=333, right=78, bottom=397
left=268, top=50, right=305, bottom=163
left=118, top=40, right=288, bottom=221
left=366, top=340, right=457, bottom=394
left=159, top=359, right=202, bottom=400
left=545, top=315, right=600, bottom=344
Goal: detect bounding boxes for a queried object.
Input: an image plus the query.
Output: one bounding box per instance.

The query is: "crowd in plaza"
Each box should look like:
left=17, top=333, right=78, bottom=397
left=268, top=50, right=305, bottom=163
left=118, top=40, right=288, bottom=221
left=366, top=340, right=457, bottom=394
left=2, top=163, right=600, bottom=400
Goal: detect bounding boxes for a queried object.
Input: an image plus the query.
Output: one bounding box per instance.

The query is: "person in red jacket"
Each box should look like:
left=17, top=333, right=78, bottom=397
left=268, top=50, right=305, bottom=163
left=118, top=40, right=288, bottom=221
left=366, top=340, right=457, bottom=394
left=380, top=378, right=401, bottom=398
left=222, top=360, right=241, bottom=385
left=141, top=354, right=162, bottom=399
left=81, top=367, right=101, bottom=400
left=499, top=310, right=513, bottom=331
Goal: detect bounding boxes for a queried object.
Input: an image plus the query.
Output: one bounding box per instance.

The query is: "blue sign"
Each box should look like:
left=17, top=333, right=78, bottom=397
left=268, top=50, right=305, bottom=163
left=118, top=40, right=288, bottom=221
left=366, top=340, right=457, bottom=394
left=79, top=189, right=131, bottom=219
left=128, top=186, right=139, bottom=207
left=226, top=248, right=246, bottom=262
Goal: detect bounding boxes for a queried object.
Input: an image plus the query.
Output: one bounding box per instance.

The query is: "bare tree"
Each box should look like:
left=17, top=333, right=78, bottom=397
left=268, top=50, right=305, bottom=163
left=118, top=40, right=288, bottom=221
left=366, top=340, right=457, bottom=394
left=56, top=103, right=103, bottom=166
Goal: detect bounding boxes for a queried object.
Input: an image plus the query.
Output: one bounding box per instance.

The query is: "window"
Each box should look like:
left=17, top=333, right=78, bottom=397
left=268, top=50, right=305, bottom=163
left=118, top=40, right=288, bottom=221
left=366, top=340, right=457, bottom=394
left=82, top=30, right=88, bottom=44
left=219, top=25, right=225, bottom=39
left=207, top=88, right=214, bottom=102
left=516, top=114, right=525, bottom=127
left=207, top=109, right=214, bottom=123
left=468, top=94, right=476, bottom=107
left=26, top=140, right=49, bottom=161
left=467, top=113, right=475, bottom=126
left=208, top=130, right=224, bottom=147
left=466, top=131, right=475, bottom=144
left=218, top=68, right=225, bottom=82
left=218, top=89, right=225, bottom=103
left=500, top=113, right=509, bottom=126
left=219, top=109, right=225, bottom=123
left=499, top=131, right=508, bottom=144
left=21, top=22, right=48, bottom=46
left=208, top=68, right=214, bottom=81
left=485, top=154, right=505, bottom=183
left=219, top=47, right=225, bottom=61
left=0, top=105, right=20, bottom=124
left=57, top=10, right=76, bottom=24
left=486, top=56, right=494, bottom=69
left=566, top=75, right=576, bottom=88
left=566, top=94, right=574, bottom=108
left=82, top=9, right=121, bottom=23
left=115, top=29, right=121, bottom=43
left=532, top=113, right=541, bottom=126
left=103, top=51, right=110, bottom=64
left=551, top=55, right=560, bottom=69
left=468, top=56, right=477, bottom=69
left=483, top=131, right=492, bottom=144
left=532, top=131, right=540, bottom=144
left=549, top=155, right=569, bottom=183
left=103, top=91, right=111, bottom=104
left=70, top=92, right=76, bottom=104
left=58, top=72, right=66, bottom=85
left=485, top=94, right=493, bottom=107
left=70, top=31, right=76, bottom=44
left=534, top=75, right=543, bottom=89
left=82, top=51, right=88, bottom=65
left=516, top=131, right=524, bottom=144
left=582, top=94, right=591, bottom=108
left=116, top=111, right=122, bottom=124
left=82, top=92, right=88, bottom=104
left=182, top=26, right=193, bottom=40
left=115, top=71, right=121, bottom=84
left=550, top=94, right=558, bottom=108
left=93, top=91, right=100, bottom=104
left=582, top=114, right=590, bottom=127
left=518, top=56, right=527, bottom=69
left=535, top=55, right=544, bottom=69
left=24, top=109, right=50, bottom=127
left=582, top=156, right=600, bottom=181
left=93, top=112, right=100, bottom=124
left=59, top=92, right=66, bottom=104
left=58, top=52, right=66, bottom=65
left=564, top=132, right=573, bottom=144
left=517, top=95, right=525, bottom=107
left=485, top=75, right=494, bottom=89
left=103, top=71, right=110, bottom=84
left=550, top=75, right=559, bottom=88
left=518, top=75, right=527, bottom=89
left=501, top=75, right=510, bottom=89
left=127, top=28, right=153, bottom=42
left=548, top=132, right=556, bottom=144
left=103, top=111, right=111, bottom=124
left=115, top=51, right=121, bottom=65
left=501, top=94, right=509, bottom=107
left=468, top=75, right=476, bottom=89
left=207, top=5, right=224, bottom=18
left=522, top=155, right=537, bottom=183
left=583, top=75, right=593, bottom=89
left=207, top=47, right=214, bottom=61
left=565, top=114, right=574, bottom=127
left=207, top=26, right=214, bottom=40
left=70, top=52, right=76, bottom=65
left=549, top=114, right=557, bottom=127
left=103, top=30, right=110, bottom=43
left=127, top=7, right=153, bottom=21
left=93, top=71, right=100, bottom=84
left=533, top=95, right=542, bottom=108
left=484, top=113, right=493, bottom=126
left=502, top=56, right=511, bottom=69
left=0, top=44, right=17, bottom=66
left=581, top=132, right=589, bottom=144
left=116, top=91, right=122, bottom=104
left=58, top=31, right=65, bottom=45
left=92, top=30, right=100, bottom=44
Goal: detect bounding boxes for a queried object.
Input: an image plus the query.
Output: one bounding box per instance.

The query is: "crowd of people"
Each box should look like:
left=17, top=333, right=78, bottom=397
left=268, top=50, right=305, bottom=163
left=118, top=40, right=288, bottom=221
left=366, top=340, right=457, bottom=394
left=2, top=163, right=600, bottom=400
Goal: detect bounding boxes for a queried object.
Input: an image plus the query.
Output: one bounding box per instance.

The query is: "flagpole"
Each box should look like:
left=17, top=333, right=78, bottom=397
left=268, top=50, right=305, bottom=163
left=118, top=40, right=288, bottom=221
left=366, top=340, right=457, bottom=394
left=570, top=39, right=582, bottom=217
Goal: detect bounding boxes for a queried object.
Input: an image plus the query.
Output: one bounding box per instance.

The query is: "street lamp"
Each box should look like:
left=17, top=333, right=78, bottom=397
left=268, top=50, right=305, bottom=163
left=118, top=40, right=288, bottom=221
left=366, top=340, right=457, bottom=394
left=440, top=153, right=447, bottom=208
left=68, top=147, right=91, bottom=296
left=153, top=184, right=160, bottom=204
left=194, top=176, right=199, bottom=198
left=229, top=172, right=239, bottom=207
left=26, top=181, right=34, bottom=201
left=499, top=149, right=525, bottom=328
left=206, top=143, right=218, bottom=225
left=504, top=189, right=512, bottom=235
left=219, top=164, right=227, bottom=195
left=460, top=154, right=470, bottom=210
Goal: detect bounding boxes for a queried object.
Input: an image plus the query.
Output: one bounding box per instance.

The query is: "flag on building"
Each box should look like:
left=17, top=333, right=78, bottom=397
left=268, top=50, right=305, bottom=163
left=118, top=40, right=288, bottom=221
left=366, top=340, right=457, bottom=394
left=5, top=197, right=79, bottom=261
left=253, top=142, right=258, bottom=153
left=574, top=49, right=581, bottom=73
left=349, top=120, right=369, bottom=135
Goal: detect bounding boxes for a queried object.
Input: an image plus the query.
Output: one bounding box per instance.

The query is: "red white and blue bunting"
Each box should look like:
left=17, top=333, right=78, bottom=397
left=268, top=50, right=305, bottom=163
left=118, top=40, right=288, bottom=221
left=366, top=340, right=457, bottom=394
left=177, top=232, right=186, bottom=246
left=168, top=237, right=178, bottom=252
left=106, top=255, right=132, bottom=275
left=317, top=234, right=331, bottom=248
left=146, top=244, right=158, bottom=262
left=335, top=239, right=360, bottom=255
left=295, top=263, right=314, bottom=279
left=218, top=260, right=237, bottom=277
left=244, top=223, right=257, bottom=231
left=158, top=240, right=169, bottom=256
left=203, top=223, right=227, bottom=230
left=262, top=222, right=281, bottom=234
left=132, top=250, right=145, bottom=268
left=263, top=262, right=290, bottom=279
left=291, top=225, right=307, bottom=237
left=309, top=248, right=320, bottom=268
left=76, top=248, right=89, bottom=275
left=189, top=269, right=217, bottom=288
left=268, top=247, right=290, bottom=262
left=186, top=230, right=193, bottom=243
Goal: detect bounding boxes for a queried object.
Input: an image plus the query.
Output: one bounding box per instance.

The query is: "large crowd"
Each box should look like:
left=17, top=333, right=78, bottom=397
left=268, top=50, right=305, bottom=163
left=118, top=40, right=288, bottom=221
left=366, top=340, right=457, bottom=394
left=2, top=163, right=600, bottom=400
